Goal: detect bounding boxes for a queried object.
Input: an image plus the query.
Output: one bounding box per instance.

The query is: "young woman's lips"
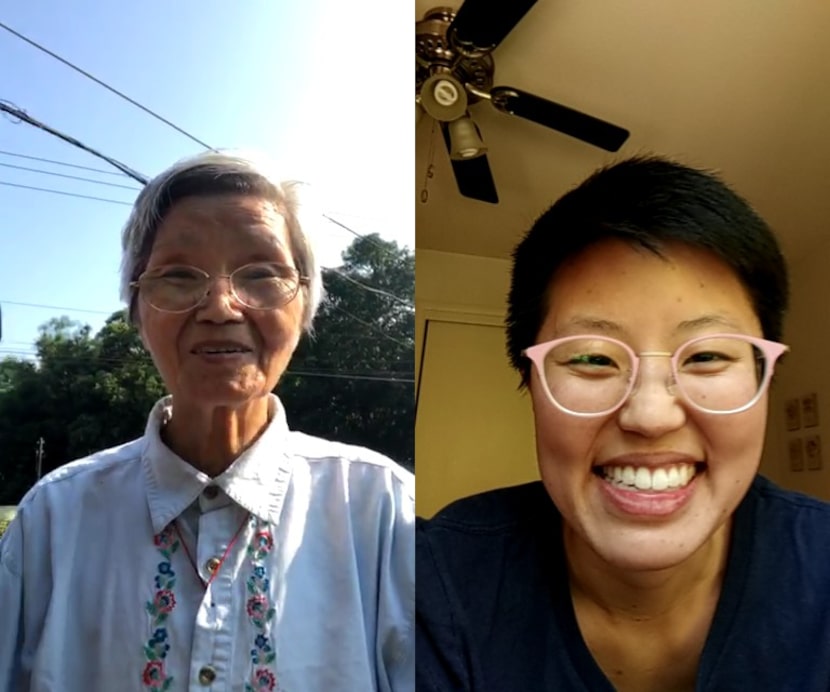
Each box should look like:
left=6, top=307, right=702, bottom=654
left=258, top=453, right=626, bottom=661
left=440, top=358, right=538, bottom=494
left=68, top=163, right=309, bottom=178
left=594, top=455, right=704, bottom=518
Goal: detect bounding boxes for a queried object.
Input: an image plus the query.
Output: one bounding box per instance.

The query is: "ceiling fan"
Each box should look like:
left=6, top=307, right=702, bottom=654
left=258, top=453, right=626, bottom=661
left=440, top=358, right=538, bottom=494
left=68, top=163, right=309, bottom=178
left=416, top=0, right=630, bottom=204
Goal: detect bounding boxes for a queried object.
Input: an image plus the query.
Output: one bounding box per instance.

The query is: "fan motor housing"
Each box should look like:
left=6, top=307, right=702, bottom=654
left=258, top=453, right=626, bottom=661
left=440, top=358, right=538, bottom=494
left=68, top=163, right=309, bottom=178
left=416, top=7, right=494, bottom=107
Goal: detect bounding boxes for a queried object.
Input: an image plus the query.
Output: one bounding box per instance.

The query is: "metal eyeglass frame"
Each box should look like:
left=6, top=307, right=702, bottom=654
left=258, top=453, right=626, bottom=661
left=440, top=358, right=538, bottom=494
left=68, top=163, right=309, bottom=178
left=522, top=333, right=790, bottom=417
left=130, top=262, right=310, bottom=313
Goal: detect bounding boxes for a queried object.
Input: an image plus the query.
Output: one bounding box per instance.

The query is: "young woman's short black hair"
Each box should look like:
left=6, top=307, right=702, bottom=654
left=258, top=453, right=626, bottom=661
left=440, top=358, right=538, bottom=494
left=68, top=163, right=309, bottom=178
left=506, top=156, right=790, bottom=386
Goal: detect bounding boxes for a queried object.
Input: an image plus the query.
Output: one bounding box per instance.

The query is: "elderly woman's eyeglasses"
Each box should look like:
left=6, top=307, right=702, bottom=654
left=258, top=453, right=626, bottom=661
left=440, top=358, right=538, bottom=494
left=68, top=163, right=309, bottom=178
left=522, top=334, right=789, bottom=417
left=130, top=263, right=309, bottom=313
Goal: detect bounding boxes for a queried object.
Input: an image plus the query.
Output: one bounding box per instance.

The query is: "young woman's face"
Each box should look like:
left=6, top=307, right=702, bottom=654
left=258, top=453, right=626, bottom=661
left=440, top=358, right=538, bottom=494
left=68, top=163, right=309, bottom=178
left=530, top=239, right=768, bottom=571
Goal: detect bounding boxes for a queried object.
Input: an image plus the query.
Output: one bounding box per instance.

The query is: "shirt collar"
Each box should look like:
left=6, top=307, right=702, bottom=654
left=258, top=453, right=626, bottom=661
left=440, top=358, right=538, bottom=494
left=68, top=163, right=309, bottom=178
left=142, top=394, right=293, bottom=533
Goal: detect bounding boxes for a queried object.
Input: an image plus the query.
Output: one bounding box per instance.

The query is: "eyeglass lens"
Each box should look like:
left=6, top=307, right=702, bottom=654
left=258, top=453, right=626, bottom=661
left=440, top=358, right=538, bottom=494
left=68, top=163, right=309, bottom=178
left=140, top=264, right=299, bottom=311
left=541, top=336, right=766, bottom=414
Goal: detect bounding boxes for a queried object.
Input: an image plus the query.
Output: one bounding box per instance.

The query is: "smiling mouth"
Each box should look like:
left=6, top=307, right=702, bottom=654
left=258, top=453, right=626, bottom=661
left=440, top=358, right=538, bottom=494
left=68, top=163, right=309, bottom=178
left=191, top=346, right=253, bottom=355
left=593, top=462, right=706, bottom=492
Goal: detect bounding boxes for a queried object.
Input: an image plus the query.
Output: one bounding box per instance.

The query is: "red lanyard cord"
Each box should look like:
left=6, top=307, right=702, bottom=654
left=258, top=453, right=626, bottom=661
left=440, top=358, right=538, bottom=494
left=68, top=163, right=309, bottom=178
left=174, top=513, right=250, bottom=589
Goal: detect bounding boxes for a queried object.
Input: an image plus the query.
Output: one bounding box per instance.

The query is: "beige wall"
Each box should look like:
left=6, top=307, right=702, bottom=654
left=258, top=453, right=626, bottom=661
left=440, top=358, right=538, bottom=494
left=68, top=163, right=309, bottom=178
left=760, top=240, right=830, bottom=499
left=416, top=249, right=513, bottom=385
left=416, top=245, right=830, bottom=511
left=416, top=249, right=539, bottom=515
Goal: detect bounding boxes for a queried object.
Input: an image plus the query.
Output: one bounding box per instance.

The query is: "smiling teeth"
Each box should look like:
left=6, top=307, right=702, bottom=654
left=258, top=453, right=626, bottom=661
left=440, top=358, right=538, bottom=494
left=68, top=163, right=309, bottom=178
left=603, top=464, right=696, bottom=491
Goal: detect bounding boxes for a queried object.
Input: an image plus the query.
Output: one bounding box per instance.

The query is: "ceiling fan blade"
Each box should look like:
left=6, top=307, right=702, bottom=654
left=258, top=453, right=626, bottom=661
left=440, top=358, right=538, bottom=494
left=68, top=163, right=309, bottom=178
left=441, top=122, right=499, bottom=204
left=449, top=0, right=538, bottom=53
left=490, top=86, right=629, bottom=152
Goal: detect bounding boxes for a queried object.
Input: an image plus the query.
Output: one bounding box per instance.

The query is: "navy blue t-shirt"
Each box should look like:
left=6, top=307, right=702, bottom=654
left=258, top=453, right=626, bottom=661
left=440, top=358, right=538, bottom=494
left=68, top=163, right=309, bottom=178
left=416, top=475, right=830, bottom=691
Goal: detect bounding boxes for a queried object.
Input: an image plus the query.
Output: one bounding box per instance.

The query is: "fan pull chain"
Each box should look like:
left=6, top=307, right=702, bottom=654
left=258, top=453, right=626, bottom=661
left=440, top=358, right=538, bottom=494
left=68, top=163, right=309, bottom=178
left=420, top=119, right=437, bottom=204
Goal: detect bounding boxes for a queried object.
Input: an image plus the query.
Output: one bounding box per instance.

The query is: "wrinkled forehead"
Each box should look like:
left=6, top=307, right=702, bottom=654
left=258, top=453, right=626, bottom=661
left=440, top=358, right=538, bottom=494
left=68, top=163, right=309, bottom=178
left=148, top=195, right=292, bottom=264
left=154, top=170, right=281, bottom=223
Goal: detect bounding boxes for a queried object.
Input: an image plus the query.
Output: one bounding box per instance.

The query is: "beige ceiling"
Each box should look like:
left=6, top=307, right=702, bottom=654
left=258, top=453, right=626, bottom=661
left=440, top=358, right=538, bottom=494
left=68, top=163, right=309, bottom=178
left=415, top=0, right=830, bottom=264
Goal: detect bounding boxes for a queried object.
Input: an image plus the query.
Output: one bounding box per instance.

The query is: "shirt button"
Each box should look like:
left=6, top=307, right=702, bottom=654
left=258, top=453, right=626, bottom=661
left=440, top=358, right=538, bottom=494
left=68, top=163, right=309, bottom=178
left=198, top=665, right=217, bottom=684
left=203, top=485, right=219, bottom=500
left=205, top=556, right=222, bottom=574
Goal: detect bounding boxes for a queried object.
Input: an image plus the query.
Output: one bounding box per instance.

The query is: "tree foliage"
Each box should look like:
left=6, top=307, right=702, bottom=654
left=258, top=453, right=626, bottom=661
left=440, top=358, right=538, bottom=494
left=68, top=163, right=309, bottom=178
left=278, top=234, right=414, bottom=468
left=0, top=234, right=413, bottom=504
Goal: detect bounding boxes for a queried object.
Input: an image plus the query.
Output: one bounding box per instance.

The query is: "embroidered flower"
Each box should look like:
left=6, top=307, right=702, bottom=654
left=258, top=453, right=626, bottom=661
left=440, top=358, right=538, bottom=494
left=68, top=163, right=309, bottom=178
left=251, top=668, right=277, bottom=692
left=144, top=527, right=180, bottom=690
left=143, top=661, right=165, bottom=685
left=248, top=667, right=276, bottom=691
left=247, top=572, right=270, bottom=594
left=154, top=561, right=176, bottom=590
left=245, top=519, right=278, bottom=681
left=248, top=529, right=274, bottom=574
left=144, top=638, right=170, bottom=661
left=153, top=527, right=176, bottom=551
left=247, top=594, right=267, bottom=618
left=247, top=529, right=274, bottom=561
left=153, top=589, right=176, bottom=615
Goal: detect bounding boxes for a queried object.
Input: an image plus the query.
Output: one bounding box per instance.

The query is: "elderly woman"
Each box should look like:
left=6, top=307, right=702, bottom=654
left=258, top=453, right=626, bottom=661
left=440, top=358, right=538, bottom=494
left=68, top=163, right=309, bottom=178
left=416, top=157, right=830, bottom=690
left=0, top=151, right=414, bottom=691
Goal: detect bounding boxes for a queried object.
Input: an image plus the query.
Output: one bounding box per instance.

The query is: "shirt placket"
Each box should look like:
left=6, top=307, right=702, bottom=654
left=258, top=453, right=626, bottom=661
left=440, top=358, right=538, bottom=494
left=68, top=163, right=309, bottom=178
left=188, top=501, right=250, bottom=689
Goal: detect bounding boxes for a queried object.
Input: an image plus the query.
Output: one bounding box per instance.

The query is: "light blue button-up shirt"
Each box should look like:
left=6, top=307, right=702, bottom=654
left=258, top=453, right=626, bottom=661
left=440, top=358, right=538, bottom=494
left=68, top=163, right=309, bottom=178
left=0, top=395, right=414, bottom=691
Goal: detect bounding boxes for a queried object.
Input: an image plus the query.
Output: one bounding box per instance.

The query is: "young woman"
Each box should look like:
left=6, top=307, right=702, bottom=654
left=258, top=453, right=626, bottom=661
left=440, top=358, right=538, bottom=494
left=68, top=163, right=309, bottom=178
left=416, top=157, right=830, bottom=691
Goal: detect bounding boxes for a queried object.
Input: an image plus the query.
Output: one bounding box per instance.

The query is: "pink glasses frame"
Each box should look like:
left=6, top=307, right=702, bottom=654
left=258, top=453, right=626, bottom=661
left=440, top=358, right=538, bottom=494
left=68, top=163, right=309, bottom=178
left=522, top=333, right=790, bottom=417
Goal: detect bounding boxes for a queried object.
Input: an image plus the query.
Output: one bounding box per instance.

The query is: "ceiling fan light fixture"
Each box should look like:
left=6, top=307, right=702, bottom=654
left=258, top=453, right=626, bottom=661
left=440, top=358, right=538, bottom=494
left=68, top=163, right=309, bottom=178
left=448, top=115, right=487, bottom=160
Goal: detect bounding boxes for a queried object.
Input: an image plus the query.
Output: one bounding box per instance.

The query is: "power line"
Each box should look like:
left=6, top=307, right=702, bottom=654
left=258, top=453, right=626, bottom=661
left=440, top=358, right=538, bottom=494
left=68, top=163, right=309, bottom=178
left=323, top=214, right=388, bottom=251
left=0, top=155, right=412, bottom=308
left=0, top=150, right=412, bottom=311
left=0, top=180, right=132, bottom=206
left=326, top=267, right=412, bottom=308
left=0, top=300, right=116, bottom=315
left=286, top=369, right=413, bottom=384
left=0, top=100, right=148, bottom=183
left=330, top=303, right=412, bottom=349
left=0, top=21, right=213, bottom=151
left=0, top=185, right=414, bottom=309
left=0, top=149, right=131, bottom=177
left=0, top=161, right=142, bottom=191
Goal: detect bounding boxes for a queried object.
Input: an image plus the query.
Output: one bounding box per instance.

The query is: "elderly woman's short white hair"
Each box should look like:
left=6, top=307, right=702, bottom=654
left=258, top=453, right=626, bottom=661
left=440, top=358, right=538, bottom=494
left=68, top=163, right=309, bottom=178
left=120, top=150, right=324, bottom=331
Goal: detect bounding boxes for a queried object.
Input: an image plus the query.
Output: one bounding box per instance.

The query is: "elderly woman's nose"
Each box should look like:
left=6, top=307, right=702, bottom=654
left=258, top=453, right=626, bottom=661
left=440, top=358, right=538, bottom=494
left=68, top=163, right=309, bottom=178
left=198, top=276, right=244, bottom=318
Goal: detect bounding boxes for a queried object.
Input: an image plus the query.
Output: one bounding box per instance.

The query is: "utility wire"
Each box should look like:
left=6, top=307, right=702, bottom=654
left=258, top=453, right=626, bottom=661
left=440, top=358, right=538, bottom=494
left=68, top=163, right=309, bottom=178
left=323, top=214, right=389, bottom=250
left=0, top=186, right=414, bottom=307
left=0, top=300, right=116, bottom=315
left=0, top=154, right=410, bottom=309
left=330, top=304, right=412, bottom=349
left=0, top=21, right=213, bottom=151
left=0, top=149, right=131, bottom=177
left=0, top=161, right=143, bottom=191
left=0, top=100, right=148, bottom=183
left=0, top=180, right=132, bottom=206
left=326, top=267, right=412, bottom=308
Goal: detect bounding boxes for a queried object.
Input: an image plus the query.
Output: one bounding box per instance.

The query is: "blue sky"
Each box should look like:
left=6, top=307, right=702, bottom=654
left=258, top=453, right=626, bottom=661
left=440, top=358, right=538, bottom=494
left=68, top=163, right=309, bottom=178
left=0, top=0, right=412, bottom=357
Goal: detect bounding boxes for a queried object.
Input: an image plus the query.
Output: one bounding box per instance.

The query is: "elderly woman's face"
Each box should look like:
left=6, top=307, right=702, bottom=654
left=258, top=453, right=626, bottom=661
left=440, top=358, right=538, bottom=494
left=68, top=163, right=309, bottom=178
left=531, top=239, right=767, bottom=572
left=138, top=194, right=304, bottom=410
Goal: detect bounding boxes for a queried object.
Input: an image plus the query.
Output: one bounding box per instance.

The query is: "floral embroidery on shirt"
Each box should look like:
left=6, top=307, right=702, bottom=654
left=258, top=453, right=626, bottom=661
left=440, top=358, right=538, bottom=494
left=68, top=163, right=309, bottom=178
left=245, top=518, right=279, bottom=691
left=142, top=517, right=281, bottom=690
left=142, top=524, right=180, bottom=691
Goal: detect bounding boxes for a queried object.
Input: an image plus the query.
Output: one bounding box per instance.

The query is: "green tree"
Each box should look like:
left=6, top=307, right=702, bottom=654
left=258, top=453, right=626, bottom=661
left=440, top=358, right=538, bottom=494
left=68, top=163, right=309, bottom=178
left=278, top=233, right=415, bottom=469
left=0, top=313, right=164, bottom=504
